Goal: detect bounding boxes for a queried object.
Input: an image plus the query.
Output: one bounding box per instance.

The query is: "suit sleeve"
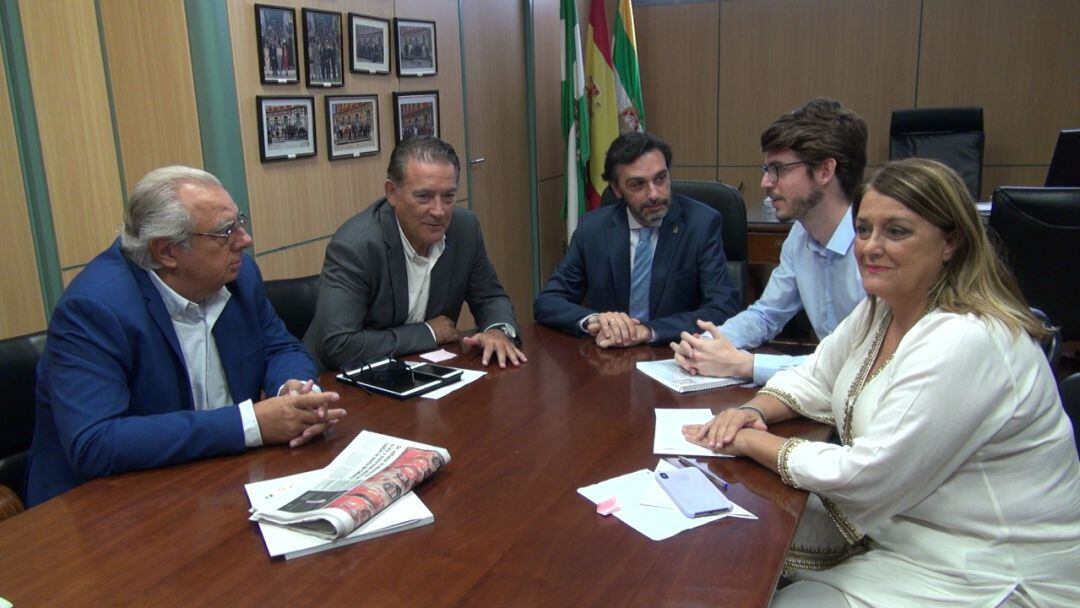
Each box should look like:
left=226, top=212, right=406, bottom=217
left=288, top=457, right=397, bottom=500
left=45, top=296, right=245, bottom=480
left=645, top=212, right=740, bottom=343
left=533, top=225, right=595, bottom=336
left=461, top=215, right=519, bottom=333
left=309, top=233, right=436, bottom=370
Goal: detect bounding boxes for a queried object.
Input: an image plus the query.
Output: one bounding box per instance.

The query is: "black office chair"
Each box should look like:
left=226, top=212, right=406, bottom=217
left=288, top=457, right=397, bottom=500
left=0, top=330, right=47, bottom=518
left=989, top=187, right=1080, bottom=343
left=890, top=107, right=984, bottom=200
left=601, top=180, right=750, bottom=306
left=264, top=274, right=321, bottom=340
left=1059, top=373, right=1080, bottom=451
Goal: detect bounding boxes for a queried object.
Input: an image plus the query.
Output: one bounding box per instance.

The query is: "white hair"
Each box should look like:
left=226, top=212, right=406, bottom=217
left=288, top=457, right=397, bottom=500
left=119, top=166, right=224, bottom=269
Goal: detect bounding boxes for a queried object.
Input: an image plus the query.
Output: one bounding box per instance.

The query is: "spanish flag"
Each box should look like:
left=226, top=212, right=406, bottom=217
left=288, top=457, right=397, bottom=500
left=585, top=0, right=619, bottom=210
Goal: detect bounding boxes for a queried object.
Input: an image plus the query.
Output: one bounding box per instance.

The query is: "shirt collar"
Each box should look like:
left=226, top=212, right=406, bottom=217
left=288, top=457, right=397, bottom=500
left=625, top=208, right=659, bottom=230
left=146, top=269, right=231, bottom=322
left=396, top=222, right=446, bottom=263
left=824, top=206, right=856, bottom=255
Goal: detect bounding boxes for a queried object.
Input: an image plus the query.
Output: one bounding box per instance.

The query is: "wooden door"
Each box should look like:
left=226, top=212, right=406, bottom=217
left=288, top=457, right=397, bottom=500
left=461, top=0, right=535, bottom=322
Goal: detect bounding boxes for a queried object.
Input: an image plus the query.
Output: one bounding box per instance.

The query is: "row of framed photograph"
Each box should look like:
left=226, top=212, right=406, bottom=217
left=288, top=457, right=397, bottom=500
left=256, top=4, right=437, bottom=87
left=257, top=91, right=440, bottom=163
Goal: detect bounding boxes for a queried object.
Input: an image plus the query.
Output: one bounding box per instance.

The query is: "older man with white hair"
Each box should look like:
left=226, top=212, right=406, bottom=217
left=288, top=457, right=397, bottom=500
left=27, top=166, right=343, bottom=506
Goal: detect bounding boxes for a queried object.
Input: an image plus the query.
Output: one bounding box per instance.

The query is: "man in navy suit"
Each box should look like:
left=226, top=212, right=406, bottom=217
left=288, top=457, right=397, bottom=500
left=534, top=132, right=740, bottom=348
left=27, top=166, right=344, bottom=506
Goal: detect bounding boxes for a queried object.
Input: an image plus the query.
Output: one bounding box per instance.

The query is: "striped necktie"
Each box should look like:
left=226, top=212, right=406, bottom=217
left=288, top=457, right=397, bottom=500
left=629, top=227, right=654, bottom=320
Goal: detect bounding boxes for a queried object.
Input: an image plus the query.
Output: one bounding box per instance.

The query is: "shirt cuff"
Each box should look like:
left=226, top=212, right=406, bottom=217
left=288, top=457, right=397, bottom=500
left=578, top=314, right=597, bottom=333
left=752, top=353, right=799, bottom=386
left=422, top=321, right=438, bottom=342
left=276, top=380, right=323, bottom=396
left=238, top=398, right=263, bottom=448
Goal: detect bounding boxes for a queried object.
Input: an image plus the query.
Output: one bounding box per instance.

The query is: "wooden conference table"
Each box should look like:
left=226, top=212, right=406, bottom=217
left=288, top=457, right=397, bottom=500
left=0, top=324, right=828, bottom=607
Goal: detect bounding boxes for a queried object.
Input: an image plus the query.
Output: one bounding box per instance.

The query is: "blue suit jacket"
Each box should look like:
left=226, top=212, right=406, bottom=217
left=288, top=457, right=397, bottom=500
left=534, top=195, right=740, bottom=343
left=26, top=240, right=316, bottom=506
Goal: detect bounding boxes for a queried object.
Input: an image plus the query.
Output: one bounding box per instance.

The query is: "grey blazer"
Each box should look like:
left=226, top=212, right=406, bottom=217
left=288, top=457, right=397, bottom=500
left=303, top=198, right=518, bottom=370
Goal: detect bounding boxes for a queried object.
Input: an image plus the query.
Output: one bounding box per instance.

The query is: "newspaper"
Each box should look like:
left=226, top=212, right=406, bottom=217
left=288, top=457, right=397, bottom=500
left=249, top=431, right=450, bottom=540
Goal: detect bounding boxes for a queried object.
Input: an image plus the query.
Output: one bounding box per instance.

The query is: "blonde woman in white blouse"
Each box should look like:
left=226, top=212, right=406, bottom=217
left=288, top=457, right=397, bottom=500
left=683, top=158, right=1080, bottom=607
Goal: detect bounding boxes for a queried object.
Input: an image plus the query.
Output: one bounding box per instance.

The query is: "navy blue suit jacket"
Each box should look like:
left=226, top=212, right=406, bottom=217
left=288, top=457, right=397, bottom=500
left=534, top=195, right=740, bottom=343
left=26, top=240, right=316, bottom=506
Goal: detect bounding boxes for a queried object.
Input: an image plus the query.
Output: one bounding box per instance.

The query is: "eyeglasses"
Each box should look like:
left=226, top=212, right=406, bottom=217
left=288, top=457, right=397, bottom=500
left=192, top=213, right=249, bottom=242
left=761, top=161, right=812, bottom=183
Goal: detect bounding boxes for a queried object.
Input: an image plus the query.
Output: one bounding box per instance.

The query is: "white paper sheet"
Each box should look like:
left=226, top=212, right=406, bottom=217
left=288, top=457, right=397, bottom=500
left=577, top=460, right=755, bottom=541
left=420, top=349, right=456, bottom=362
left=654, top=408, right=732, bottom=457
left=418, top=368, right=486, bottom=399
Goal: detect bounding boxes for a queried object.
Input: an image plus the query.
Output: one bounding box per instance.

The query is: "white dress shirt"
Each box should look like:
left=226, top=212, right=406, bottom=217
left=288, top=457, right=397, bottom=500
left=147, top=270, right=263, bottom=447
left=397, top=223, right=446, bottom=341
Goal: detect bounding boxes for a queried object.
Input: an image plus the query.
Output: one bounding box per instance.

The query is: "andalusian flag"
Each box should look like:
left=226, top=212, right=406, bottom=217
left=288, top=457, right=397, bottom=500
left=585, top=0, right=619, bottom=210
left=613, top=0, right=645, bottom=133
left=561, top=0, right=589, bottom=242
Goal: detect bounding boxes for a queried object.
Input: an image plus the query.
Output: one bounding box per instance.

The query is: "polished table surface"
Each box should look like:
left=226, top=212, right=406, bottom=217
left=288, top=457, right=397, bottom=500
left=0, top=324, right=828, bottom=607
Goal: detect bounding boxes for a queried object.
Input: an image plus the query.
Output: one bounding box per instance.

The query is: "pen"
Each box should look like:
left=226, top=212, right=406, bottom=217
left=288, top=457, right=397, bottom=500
left=677, top=456, right=729, bottom=491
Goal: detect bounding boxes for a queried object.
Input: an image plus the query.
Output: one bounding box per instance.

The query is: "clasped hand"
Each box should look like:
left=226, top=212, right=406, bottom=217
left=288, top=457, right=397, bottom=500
left=681, top=407, right=767, bottom=454
left=670, top=319, right=754, bottom=378
left=256, top=380, right=346, bottom=448
left=586, top=311, right=650, bottom=348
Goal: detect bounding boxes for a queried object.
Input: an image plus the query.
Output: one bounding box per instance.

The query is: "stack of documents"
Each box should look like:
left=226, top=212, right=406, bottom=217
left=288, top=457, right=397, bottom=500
left=636, top=359, right=743, bottom=393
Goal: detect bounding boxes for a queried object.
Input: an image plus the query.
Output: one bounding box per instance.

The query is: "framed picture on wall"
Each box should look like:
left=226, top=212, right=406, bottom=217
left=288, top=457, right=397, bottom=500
left=255, top=4, right=299, bottom=84
left=326, top=95, right=380, bottom=160
left=348, top=14, right=390, bottom=75
left=256, top=96, right=316, bottom=162
left=394, top=18, right=437, bottom=77
left=393, top=91, right=439, bottom=142
left=302, top=8, right=343, bottom=87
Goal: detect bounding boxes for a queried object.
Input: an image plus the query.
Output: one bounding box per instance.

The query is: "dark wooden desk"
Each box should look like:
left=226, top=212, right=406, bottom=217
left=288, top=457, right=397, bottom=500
left=0, top=325, right=827, bottom=607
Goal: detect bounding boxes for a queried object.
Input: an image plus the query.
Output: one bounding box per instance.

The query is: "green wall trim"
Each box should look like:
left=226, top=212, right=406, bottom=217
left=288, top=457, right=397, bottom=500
left=523, top=0, right=540, bottom=293
left=0, top=0, right=64, bottom=315
left=94, top=0, right=127, bottom=204
left=184, top=0, right=250, bottom=223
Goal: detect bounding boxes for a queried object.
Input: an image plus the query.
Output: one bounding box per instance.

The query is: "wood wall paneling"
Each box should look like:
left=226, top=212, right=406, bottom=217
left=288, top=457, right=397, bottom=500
left=20, top=0, right=125, bottom=268
left=674, top=166, right=719, bottom=182
left=537, top=175, right=566, bottom=284
left=637, top=2, right=719, bottom=167
left=718, top=166, right=768, bottom=206
left=253, top=239, right=329, bottom=281
left=917, top=0, right=1080, bottom=171
left=100, top=0, right=203, bottom=193
left=0, top=48, right=46, bottom=337
left=227, top=0, right=467, bottom=269
left=534, top=0, right=562, bottom=181
left=983, top=166, right=1054, bottom=198
left=717, top=0, right=920, bottom=167
left=463, top=0, right=535, bottom=321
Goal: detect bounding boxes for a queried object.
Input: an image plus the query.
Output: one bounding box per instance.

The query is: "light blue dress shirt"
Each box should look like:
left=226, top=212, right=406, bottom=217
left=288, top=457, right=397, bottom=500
left=718, top=207, right=864, bottom=385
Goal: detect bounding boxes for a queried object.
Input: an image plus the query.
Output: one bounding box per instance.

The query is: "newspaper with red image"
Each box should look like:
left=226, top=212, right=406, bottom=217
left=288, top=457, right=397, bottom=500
left=249, top=431, right=450, bottom=540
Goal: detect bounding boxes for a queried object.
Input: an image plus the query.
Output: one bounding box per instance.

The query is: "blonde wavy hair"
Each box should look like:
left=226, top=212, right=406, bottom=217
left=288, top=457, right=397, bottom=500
left=854, top=158, right=1050, bottom=341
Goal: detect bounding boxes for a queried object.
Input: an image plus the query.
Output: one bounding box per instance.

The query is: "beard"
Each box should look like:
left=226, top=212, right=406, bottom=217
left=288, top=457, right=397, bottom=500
left=776, top=187, right=824, bottom=222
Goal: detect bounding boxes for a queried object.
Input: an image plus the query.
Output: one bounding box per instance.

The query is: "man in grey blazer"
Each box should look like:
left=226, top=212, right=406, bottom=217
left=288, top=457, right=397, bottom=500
left=304, top=137, right=525, bottom=371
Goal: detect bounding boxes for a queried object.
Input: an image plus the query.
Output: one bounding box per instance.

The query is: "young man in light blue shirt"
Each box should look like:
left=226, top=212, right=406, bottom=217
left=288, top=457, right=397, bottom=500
left=672, top=98, right=867, bottom=384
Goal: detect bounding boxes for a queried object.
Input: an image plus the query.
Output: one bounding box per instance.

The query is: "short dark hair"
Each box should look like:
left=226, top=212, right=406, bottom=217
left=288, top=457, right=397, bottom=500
left=386, top=136, right=461, bottom=184
left=760, top=97, right=868, bottom=200
left=602, top=131, right=673, bottom=183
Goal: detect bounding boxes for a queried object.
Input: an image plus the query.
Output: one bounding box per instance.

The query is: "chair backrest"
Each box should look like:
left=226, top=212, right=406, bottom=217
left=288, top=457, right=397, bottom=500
left=600, top=180, right=750, bottom=305
left=890, top=107, right=984, bottom=200
left=989, top=187, right=1080, bottom=341
left=1059, top=373, right=1080, bottom=451
left=0, top=331, right=47, bottom=503
left=263, top=275, right=321, bottom=340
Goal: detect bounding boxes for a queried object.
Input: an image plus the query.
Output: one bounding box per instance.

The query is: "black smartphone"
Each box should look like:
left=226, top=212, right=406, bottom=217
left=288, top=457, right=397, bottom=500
left=411, top=363, right=462, bottom=380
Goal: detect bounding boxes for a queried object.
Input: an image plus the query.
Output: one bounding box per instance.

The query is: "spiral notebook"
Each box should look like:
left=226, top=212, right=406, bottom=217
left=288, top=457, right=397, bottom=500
left=636, top=359, right=744, bottom=393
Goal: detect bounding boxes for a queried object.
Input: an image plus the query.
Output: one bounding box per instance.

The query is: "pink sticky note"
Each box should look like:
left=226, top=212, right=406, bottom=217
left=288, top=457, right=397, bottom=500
left=596, top=496, right=621, bottom=516
left=421, top=349, right=456, bottom=362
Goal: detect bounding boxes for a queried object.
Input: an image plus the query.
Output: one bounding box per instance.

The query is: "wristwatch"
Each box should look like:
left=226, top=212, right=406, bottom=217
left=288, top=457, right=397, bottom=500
left=492, top=323, right=522, bottom=347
